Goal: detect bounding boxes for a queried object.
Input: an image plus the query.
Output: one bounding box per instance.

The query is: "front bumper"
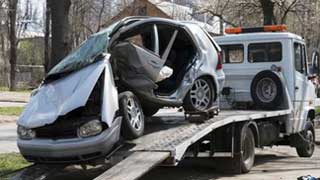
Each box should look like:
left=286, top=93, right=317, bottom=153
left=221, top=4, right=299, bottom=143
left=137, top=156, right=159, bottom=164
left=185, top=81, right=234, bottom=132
left=18, top=117, right=121, bottom=163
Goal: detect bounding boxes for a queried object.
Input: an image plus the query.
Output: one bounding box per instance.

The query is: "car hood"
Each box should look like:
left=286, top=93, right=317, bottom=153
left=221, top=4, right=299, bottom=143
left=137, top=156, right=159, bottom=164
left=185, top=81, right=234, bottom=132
left=18, top=60, right=106, bottom=129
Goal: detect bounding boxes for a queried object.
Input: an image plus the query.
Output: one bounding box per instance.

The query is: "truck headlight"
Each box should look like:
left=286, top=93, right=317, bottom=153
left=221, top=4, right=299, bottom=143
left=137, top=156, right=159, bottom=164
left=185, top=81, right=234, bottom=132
left=17, top=125, right=35, bottom=140
left=78, top=120, right=102, bottom=138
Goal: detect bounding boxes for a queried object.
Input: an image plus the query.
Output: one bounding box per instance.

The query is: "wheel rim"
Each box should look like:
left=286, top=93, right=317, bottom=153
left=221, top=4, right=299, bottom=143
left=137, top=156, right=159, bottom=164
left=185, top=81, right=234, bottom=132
left=126, top=97, right=142, bottom=131
left=190, top=79, right=212, bottom=111
left=242, top=133, right=254, bottom=165
left=255, top=77, right=277, bottom=103
left=306, top=130, right=315, bottom=154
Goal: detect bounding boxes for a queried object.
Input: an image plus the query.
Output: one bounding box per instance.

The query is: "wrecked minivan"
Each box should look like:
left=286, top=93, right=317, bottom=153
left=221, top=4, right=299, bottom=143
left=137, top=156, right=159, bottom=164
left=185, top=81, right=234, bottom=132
left=17, top=17, right=225, bottom=163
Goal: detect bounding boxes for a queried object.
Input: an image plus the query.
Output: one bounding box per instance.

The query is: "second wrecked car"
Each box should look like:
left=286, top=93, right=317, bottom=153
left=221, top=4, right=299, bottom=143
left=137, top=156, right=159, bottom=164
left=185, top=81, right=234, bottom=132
left=17, top=17, right=225, bottom=163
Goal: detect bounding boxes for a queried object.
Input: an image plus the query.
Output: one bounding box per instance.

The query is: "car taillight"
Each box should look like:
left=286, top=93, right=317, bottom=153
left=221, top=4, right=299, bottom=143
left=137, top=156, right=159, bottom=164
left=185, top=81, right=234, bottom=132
left=216, top=52, right=223, bottom=70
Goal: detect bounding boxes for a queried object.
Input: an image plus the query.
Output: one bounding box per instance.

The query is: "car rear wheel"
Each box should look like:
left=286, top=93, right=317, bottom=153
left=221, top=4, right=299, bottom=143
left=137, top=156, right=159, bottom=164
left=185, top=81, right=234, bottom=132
left=183, top=77, right=215, bottom=112
left=119, top=91, right=144, bottom=140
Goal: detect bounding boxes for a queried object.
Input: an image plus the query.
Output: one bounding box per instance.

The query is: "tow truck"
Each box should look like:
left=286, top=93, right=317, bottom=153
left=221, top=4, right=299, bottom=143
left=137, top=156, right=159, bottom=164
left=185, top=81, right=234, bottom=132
left=89, top=25, right=319, bottom=180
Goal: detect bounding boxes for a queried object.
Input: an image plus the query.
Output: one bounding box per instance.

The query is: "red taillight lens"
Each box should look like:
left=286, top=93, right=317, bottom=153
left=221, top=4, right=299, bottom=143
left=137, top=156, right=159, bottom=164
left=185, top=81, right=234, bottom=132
left=216, top=52, right=223, bottom=70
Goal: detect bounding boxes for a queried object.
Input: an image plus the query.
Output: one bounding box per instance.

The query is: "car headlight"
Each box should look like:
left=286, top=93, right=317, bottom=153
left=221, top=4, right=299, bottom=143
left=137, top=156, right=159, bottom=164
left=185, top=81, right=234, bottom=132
left=78, top=120, right=103, bottom=138
left=17, top=125, right=35, bottom=140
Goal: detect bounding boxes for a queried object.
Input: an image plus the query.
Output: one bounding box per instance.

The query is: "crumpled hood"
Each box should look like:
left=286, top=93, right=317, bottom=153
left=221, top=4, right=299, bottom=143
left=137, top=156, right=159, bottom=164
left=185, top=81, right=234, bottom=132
left=18, top=61, right=106, bottom=128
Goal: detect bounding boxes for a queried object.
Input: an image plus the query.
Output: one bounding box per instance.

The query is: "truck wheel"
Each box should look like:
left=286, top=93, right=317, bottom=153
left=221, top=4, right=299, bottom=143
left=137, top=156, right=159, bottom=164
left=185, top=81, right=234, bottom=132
left=251, top=71, right=283, bottom=110
left=142, top=104, right=160, bottom=117
left=239, top=126, right=255, bottom=173
left=183, top=77, right=215, bottom=112
left=296, top=121, right=315, bottom=157
left=119, top=91, right=144, bottom=140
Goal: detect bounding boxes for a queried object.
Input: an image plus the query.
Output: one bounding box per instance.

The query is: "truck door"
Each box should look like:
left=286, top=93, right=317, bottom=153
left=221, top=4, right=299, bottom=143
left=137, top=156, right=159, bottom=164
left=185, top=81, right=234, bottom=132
left=293, top=42, right=308, bottom=131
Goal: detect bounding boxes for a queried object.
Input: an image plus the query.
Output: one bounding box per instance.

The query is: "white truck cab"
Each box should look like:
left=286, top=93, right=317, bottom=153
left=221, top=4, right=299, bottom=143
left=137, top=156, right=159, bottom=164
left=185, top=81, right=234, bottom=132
left=214, top=25, right=319, bottom=135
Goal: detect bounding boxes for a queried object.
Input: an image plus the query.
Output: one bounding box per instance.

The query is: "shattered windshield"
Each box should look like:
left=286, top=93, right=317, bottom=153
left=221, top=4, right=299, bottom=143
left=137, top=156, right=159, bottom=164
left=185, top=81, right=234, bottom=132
left=47, top=22, right=119, bottom=78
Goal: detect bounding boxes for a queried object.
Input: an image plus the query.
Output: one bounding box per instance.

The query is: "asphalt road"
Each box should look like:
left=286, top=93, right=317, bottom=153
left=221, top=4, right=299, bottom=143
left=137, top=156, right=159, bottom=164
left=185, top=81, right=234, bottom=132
left=0, top=123, right=18, bottom=153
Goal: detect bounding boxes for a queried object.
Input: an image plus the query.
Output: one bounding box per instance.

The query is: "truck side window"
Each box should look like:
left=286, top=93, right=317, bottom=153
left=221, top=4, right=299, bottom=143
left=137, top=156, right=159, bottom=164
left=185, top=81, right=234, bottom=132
left=294, top=43, right=306, bottom=74
left=248, top=42, right=282, bottom=63
left=220, top=44, right=244, bottom=63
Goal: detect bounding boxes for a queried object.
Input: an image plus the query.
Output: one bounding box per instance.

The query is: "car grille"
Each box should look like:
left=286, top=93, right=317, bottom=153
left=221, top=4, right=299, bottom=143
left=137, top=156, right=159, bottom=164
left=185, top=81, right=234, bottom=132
left=35, top=126, right=78, bottom=139
left=34, top=116, right=99, bottom=140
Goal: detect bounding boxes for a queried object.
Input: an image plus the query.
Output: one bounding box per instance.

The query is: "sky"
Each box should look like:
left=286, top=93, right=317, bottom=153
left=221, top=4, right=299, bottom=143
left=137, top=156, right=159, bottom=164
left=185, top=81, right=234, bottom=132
left=19, top=0, right=45, bottom=22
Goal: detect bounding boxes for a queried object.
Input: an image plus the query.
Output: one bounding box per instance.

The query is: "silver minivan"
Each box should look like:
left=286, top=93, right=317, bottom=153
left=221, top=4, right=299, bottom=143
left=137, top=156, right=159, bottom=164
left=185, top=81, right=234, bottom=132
left=17, top=17, right=225, bottom=163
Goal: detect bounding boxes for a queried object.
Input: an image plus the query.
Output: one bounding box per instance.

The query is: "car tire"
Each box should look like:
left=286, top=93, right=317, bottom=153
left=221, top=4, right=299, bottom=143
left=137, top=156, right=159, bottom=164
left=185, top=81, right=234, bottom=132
left=239, top=126, right=255, bottom=173
left=142, top=104, right=160, bottom=117
left=119, top=91, right=144, bottom=140
left=183, top=77, right=215, bottom=112
left=296, top=120, right=315, bottom=157
left=251, top=71, right=283, bottom=110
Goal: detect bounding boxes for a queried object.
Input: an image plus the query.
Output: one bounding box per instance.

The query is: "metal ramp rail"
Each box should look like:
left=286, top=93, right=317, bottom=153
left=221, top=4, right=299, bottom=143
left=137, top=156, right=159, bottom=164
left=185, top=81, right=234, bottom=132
left=94, top=109, right=291, bottom=180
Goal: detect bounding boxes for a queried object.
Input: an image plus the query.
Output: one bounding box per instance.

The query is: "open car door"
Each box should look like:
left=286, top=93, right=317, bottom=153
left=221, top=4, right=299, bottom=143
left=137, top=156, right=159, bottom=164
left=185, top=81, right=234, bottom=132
left=110, top=22, right=178, bottom=94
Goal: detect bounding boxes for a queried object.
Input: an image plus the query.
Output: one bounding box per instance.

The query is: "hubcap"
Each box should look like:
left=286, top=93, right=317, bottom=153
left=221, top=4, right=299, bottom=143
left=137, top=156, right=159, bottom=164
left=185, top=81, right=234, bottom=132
left=126, top=98, right=142, bottom=131
left=190, top=79, right=211, bottom=111
left=256, top=77, right=277, bottom=103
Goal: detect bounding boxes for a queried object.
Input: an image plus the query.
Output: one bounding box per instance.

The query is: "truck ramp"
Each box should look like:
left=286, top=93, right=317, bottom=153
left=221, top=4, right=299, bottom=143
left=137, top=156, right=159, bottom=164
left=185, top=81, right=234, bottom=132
left=94, top=109, right=291, bottom=180
left=95, top=152, right=169, bottom=180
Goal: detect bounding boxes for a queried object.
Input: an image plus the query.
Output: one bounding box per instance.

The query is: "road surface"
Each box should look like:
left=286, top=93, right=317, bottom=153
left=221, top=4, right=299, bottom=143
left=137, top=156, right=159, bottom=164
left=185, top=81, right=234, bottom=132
left=9, top=127, right=320, bottom=180
left=0, top=123, right=18, bottom=153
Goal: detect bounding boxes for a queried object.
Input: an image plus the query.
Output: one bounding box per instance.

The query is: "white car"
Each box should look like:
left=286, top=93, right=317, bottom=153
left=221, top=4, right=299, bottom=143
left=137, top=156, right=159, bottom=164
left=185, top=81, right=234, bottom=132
left=17, top=17, right=224, bottom=163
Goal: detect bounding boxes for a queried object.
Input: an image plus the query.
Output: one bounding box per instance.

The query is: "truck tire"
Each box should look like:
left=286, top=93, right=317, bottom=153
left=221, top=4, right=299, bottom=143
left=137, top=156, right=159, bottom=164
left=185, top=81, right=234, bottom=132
left=251, top=71, right=283, bottom=110
left=239, top=126, right=255, bottom=173
left=119, top=91, right=145, bottom=140
left=296, top=120, right=315, bottom=157
left=183, top=77, right=215, bottom=112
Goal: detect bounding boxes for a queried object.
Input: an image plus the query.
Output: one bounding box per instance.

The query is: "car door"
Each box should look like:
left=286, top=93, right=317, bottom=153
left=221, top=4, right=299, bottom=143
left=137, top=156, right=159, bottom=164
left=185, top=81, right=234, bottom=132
left=293, top=42, right=308, bottom=130
left=111, top=23, right=163, bottom=80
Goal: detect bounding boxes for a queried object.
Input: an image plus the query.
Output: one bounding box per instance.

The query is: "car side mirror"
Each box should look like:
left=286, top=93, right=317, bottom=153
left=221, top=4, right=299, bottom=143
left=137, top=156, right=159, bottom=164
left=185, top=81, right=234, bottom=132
left=311, top=50, right=320, bottom=75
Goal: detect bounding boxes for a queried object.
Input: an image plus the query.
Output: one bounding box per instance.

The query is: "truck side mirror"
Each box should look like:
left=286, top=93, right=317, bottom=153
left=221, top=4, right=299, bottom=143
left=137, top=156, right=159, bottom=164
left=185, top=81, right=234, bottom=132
left=311, top=50, right=320, bottom=75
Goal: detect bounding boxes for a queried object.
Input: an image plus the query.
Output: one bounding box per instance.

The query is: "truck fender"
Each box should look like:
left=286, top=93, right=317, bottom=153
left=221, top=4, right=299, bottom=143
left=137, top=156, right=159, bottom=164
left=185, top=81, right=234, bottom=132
left=303, top=106, right=315, bottom=122
left=245, top=121, right=260, bottom=148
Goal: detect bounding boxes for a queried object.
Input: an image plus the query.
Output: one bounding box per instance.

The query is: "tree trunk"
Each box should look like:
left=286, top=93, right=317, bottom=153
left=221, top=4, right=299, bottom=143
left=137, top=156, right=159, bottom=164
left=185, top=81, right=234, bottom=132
left=44, top=0, right=51, bottom=73
left=8, top=0, right=18, bottom=91
left=49, top=0, right=71, bottom=71
left=259, top=0, right=275, bottom=25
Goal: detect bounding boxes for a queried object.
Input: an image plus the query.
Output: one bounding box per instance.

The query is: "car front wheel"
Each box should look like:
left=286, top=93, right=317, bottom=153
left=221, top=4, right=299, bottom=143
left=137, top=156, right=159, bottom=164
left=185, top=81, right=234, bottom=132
left=119, top=91, right=145, bottom=140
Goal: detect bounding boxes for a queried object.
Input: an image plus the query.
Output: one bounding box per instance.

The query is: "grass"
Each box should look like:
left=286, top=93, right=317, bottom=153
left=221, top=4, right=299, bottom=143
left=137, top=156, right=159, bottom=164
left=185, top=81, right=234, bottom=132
left=0, top=153, right=31, bottom=178
left=0, top=86, right=32, bottom=93
left=0, top=107, right=24, bottom=116
left=316, top=106, right=320, bottom=115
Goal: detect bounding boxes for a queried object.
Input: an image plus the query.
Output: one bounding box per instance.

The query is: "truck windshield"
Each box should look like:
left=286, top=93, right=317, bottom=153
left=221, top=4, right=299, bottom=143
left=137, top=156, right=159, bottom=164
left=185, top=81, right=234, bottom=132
left=46, top=22, right=119, bottom=79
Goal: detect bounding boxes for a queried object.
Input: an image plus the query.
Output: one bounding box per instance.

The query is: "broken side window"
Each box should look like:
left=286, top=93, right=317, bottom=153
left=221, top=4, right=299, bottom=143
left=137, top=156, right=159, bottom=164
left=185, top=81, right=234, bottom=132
left=119, top=24, right=157, bottom=54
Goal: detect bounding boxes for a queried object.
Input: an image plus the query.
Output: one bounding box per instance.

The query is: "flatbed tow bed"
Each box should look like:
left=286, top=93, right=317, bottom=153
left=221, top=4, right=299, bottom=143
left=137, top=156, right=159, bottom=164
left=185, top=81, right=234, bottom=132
left=94, top=109, right=291, bottom=180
